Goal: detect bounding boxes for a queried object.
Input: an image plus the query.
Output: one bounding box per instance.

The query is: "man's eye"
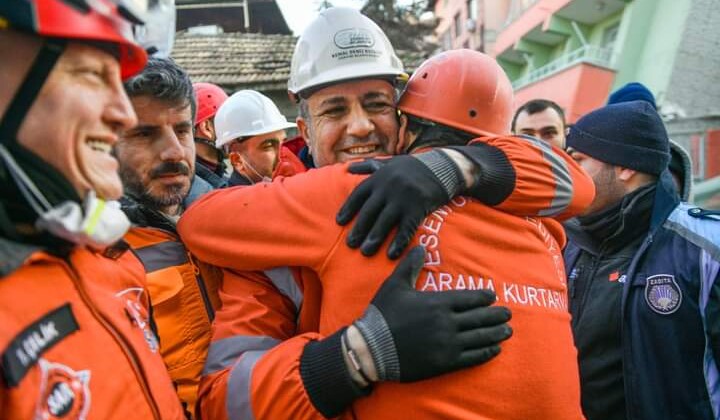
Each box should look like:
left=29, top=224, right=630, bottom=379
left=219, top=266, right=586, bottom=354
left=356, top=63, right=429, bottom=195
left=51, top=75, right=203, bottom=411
left=365, top=102, right=391, bottom=111
left=321, top=107, right=346, bottom=117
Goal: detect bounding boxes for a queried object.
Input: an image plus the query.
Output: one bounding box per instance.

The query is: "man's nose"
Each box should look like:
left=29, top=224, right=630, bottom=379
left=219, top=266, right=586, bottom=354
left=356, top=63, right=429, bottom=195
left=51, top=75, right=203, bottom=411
left=160, top=132, right=185, bottom=161
left=346, top=108, right=374, bottom=139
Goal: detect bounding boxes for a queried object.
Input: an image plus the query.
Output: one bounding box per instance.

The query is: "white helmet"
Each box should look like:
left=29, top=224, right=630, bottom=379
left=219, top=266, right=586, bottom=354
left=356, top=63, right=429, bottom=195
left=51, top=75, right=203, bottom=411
left=287, top=7, right=406, bottom=100
left=214, top=90, right=297, bottom=149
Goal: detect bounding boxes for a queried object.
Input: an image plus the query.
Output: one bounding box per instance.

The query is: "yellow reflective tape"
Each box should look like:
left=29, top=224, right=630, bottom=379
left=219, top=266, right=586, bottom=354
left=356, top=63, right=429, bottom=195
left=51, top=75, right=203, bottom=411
left=84, top=199, right=106, bottom=235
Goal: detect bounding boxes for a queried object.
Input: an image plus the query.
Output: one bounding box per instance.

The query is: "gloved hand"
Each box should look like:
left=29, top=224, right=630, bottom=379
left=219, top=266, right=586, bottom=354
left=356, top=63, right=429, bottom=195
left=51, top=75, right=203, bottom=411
left=337, top=150, right=465, bottom=259
left=354, top=246, right=512, bottom=383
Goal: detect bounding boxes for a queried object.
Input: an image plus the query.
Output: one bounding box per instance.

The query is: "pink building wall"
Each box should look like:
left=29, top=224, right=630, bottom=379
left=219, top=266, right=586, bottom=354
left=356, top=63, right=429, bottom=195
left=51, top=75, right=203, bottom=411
left=492, top=0, right=573, bottom=56
left=513, top=63, right=616, bottom=123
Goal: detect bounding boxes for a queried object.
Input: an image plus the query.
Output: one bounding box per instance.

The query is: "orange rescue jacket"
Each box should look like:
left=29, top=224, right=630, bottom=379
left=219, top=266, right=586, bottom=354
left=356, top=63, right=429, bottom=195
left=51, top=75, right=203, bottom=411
left=124, top=226, right=221, bottom=417
left=180, top=136, right=594, bottom=420
left=0, top=240, right=185, bottom=419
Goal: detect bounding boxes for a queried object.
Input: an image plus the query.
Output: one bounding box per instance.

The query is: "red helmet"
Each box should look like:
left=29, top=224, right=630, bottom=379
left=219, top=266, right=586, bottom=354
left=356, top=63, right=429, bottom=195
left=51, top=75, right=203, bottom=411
left=193, top=83, right=229, bottom=126
left=398, top=49, right=514, bottom=137
left=0, top=0, right=148, bottom=79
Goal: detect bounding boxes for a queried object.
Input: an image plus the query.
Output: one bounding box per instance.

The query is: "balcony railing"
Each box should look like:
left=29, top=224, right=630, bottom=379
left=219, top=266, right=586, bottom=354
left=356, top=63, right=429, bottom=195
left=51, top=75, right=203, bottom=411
left=511, top=45, right=616, bottom=89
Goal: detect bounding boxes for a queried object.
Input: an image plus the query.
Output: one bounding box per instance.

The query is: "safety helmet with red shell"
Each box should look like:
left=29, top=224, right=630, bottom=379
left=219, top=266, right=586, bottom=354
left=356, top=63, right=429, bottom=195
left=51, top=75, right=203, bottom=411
left=398, top=49, right=514, bottom=138
left=0, top=0, right=150, bottom=80
left=193, top=82, right=229, bottom=126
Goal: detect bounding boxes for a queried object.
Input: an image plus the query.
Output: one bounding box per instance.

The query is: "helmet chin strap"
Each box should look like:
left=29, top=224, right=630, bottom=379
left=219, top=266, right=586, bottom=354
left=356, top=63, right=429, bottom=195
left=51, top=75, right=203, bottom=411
left=0, top=39, right=130, bottom=249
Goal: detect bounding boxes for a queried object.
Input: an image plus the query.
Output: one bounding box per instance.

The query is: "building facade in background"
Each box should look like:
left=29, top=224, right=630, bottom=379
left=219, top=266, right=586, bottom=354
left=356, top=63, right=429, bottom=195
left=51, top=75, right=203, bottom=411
left=432, top=0, right=720, bottom=207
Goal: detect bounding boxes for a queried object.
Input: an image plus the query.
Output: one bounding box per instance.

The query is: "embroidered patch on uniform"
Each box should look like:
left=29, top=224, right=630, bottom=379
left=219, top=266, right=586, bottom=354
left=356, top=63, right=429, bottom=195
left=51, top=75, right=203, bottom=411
left=1, top=304, right=79, bottom=387
left=35, top=359, right=91, bottom=419
left=115, top=288, right=159, bottom=353
left=645, top=274, right=682, bottom=314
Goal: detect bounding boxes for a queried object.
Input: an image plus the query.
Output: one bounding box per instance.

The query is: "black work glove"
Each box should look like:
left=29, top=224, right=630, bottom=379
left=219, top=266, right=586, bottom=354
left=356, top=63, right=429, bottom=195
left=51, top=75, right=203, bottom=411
left=354, top=246, right=512, bottom=382
left=337, top=150, right=465, bottom=259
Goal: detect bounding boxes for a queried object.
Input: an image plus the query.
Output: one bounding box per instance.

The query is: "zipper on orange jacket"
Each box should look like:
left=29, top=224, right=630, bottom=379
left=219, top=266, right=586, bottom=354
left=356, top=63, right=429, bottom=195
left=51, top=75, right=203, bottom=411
left=63, top=260, right=163, bottom=420
left=187, top=252, right=215, bottom=322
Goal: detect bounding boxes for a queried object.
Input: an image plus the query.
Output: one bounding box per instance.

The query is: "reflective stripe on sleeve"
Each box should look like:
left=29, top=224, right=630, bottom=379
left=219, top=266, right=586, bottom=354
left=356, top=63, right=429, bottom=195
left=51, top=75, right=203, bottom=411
left=519, top=135, right=574, bottom=217
left=203, top=335, right=280, bottom=376
left=264, top=267, right=304, bottom=313
left=226, top=350, right=266, bottom=420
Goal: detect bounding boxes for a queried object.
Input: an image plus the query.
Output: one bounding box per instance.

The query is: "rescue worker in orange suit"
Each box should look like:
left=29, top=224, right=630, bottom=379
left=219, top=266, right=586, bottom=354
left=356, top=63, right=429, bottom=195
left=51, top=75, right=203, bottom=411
left=214, top=90, right=304, bottom=187
left=179, top=50, right=594, bottom=419
left=0, top=0, right=184, bottom=418
left=193, top=82, right=229, bottom=188
left=115, top=57, right=221, bottom=417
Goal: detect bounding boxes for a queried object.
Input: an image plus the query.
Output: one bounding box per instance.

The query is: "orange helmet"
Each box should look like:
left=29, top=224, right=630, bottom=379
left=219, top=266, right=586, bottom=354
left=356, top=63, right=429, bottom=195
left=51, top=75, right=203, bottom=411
left=398, top=49, right=513, bottom=137
left=193, top=83, right=229, bottom=126
left=0, top=0, right=150, bottom=79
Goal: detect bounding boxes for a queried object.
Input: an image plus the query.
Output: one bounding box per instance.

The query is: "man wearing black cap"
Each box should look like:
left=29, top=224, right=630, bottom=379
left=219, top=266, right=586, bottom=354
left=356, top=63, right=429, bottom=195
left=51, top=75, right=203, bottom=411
left=564, top=100, right=720, bottom=420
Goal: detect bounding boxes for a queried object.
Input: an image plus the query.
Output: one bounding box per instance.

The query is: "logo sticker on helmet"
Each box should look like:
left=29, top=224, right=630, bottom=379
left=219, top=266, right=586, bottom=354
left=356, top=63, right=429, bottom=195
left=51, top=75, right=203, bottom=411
left=334, top=28, right=376, bottom=49
left=644, top=274, right=682, bottom=315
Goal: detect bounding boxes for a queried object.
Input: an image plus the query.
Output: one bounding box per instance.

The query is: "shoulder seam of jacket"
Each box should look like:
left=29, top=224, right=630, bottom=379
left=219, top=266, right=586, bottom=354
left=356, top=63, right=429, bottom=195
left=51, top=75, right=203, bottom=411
left=664, top=205, right=720, bottom=261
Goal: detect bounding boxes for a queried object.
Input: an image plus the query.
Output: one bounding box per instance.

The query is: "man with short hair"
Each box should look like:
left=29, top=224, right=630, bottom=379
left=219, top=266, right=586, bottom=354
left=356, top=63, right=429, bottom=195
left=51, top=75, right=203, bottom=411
left=193, top=82, right=229, bottom=188
left=182, top=49, right=593, bottom=420
left=564, top=100, right=720, bottom=420
left=214, top=90, right=301, bottom=186
left=0, top=1, right=184, bottom=417
left=115, top=57, right=219, bottom=416
left=512, top=99, right=567, bottom=149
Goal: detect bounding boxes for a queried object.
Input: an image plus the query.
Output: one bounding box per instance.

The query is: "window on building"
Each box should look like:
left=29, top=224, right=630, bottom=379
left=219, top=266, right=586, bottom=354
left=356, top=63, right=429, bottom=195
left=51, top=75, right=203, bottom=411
left=467, top=0, right=478, bottom=20
left=601, top=22, right=620, bottom=49
left=454, top=12, right=462, bottom=38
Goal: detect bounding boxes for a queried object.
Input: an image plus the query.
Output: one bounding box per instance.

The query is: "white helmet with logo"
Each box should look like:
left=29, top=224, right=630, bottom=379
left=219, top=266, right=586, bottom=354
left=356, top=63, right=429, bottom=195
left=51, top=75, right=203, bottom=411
left=287, top=7, right=406, bottom=100
left=215, top=90, right=297, bottom=148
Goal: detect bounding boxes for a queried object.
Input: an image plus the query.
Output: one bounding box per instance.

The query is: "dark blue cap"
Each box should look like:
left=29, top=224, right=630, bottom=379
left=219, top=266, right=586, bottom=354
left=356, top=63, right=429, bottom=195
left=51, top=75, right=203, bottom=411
left=607, top=82, right=656, bottom=109
left=567, top=101, right=670, bottom=175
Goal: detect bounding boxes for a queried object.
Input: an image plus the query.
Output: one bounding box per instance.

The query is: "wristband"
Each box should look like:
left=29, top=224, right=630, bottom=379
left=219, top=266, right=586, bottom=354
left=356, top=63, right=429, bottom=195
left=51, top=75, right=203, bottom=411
left=341, top=331, right=373, bottom=387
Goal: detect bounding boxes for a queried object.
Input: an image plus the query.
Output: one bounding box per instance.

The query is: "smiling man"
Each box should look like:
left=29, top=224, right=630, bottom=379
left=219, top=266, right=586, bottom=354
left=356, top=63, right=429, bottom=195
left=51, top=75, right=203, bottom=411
left=115, top=57, right=220, bottom=416
left=0, top=0, right=184, bottom=418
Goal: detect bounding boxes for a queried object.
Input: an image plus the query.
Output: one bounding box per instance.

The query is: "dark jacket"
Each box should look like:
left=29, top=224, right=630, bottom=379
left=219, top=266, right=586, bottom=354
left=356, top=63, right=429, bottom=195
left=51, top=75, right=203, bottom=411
left=195, top=160, right=227, bottom=189
left=565, top=170, right=720, bottom=420
left=227, top=170, right=252, bottom=187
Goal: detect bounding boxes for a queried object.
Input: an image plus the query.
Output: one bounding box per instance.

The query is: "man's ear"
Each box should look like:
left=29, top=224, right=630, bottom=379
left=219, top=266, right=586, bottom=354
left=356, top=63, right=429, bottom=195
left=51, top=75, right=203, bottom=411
left=205, top=120, right=216, bottom=139
left=616, top=166, right=638, bottom=182
left=229, top=151, right=245, bottom=173
left=396, top=114, right=409, bottom=154
left=296, top=117, right=311, bottom=146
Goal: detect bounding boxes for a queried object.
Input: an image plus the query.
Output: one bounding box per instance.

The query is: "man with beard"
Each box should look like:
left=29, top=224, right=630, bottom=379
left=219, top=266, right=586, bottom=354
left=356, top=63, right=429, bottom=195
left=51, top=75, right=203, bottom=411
left=563, top=101, right=720, bottom=420
left=114, top=57, right=220, bottom=417
left=214, top=90, right=300, bottom=186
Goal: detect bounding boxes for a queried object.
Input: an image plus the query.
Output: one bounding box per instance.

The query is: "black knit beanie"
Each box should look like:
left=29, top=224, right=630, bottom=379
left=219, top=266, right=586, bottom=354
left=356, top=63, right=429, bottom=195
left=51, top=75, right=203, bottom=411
left=566, top=100, right=670, bottom=175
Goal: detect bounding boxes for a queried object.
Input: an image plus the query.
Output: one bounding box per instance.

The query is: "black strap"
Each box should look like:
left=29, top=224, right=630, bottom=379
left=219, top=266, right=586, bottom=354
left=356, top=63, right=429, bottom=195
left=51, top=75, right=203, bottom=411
left=0, top=40, right=66, bottom=142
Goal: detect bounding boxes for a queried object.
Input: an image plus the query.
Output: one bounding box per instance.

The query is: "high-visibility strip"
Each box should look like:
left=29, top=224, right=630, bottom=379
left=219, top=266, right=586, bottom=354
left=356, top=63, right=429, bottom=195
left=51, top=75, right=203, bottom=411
left=134, top=241, right=188, bottom=273
left=264, top=267, right=304, bottom=313
left=518, top=135, right=574, bottom=217
left=203, top=335, right=280, bottom=376
left=226, top=350, right=266, bottom=420
left=665, top=204, right=720, bottom=261
left=699, top=250, right=720, bottom=418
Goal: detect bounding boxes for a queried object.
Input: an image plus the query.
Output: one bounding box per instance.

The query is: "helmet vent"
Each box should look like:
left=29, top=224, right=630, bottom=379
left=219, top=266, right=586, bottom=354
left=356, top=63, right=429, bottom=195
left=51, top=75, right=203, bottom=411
left=469, top=109, right=477, bottom=118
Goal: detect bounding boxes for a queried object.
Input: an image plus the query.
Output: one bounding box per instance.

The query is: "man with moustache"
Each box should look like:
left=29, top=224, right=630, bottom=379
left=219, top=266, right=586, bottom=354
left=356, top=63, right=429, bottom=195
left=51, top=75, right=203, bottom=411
left=114, top=57, right=220, bottom=417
